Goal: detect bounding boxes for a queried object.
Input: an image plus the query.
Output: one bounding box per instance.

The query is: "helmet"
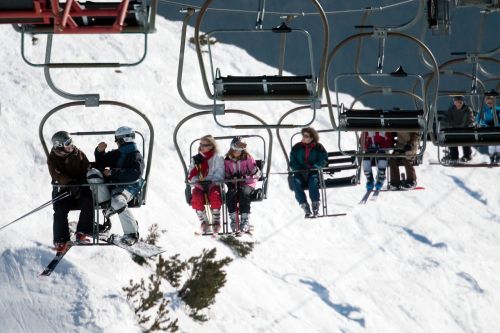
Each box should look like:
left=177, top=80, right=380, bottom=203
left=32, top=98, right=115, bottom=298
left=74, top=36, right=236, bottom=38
left=230, top=136, right=246, bottom=151
left=51, top=131, right=73, bottom=149
left=115, top=126, right=135, bottom=143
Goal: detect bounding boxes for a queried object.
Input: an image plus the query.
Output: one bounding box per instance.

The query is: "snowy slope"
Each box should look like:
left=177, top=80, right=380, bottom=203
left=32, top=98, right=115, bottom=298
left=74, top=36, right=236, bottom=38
left=1, top=17, right=500, bottom=333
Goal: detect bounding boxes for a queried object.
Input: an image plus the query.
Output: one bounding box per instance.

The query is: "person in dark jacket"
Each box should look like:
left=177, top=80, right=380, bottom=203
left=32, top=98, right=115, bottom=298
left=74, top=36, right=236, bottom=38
left=290, top=127, right=327, bottom=218
left=443, top=96, right=475, bottom=162
left=48, top=131, right=93, bottom=252
left=477, top=96, right=500, bottom=164
left=94, top=126, right=145, bottom=245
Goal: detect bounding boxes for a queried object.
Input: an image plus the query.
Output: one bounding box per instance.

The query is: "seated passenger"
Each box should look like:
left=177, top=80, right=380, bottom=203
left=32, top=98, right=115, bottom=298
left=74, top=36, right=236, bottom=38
left=442, top=96, right=475, bottom=163
left=224, top=137, right=261, bottom=233
left=477, top=96, right=500, bottom=164
left=361, top=131, right=393, bottom=191
left=290, top=127, right=327, bottom=218
left=188, top=135, right=224, bottom=235
left=94, top=126, right=144, bottom=245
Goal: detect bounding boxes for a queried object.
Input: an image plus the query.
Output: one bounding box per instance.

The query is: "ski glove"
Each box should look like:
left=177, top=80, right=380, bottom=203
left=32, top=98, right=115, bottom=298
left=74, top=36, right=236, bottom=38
left=199, top=180, right=212, bottom=193
left=69, top=186, right=81, bottom=199
left=404, top=144, right=413, bottom=151
left=193, top=153, right=204, bottom=165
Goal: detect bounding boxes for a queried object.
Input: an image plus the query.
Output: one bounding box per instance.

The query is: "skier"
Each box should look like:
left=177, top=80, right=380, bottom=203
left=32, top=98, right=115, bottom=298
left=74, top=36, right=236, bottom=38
left=48, top=131, right=93, bottom=252
left=188, top=135, right=224, bottom=234
left=224, top=137, right=261, bottom=233
left=94, top=126, right=144, bottom=245
left=361, top=131, right=393, bottom=191
left=476, top=96, right=500, bottom=164
left=290, top=127, right=328, bottom=218
left=388, top=132, right=419, bottom=190
left=442, top=96, right=475, bottom=163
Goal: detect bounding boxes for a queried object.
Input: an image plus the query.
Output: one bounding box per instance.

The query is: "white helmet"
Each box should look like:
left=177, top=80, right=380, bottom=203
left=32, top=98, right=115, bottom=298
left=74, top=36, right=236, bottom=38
left=115, top=126, right=135, bottom=143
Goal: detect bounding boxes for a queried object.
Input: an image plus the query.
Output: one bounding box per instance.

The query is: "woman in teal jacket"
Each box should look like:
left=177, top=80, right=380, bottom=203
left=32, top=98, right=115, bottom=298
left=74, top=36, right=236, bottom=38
left=290, top=127, right=328, bottom=218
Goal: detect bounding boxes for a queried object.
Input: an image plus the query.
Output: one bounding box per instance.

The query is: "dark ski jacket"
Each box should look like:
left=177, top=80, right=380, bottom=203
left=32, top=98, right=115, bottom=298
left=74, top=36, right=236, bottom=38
left=443, top=103, right=475, bottom=128
left=290, top=142, right=327, bottom=172
left=48, top=147, right=90, bottom=185
left=94, top=142, right=144, bottom=192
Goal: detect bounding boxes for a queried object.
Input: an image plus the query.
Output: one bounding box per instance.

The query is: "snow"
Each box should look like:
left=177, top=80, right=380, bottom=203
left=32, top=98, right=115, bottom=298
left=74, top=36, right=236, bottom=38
left=1, top=16, right=500, bottom=333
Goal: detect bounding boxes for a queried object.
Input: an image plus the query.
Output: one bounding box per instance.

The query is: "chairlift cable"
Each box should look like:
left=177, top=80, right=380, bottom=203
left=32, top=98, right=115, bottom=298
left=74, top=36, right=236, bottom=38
left=159, top=0, right=418, bottom=16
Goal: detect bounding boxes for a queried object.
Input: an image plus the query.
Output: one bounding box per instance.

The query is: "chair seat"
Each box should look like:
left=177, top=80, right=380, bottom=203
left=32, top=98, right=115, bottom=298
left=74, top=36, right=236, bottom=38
left=438, top=127, right=500, bottom=146
left=339, top=109, right=425, bottom=131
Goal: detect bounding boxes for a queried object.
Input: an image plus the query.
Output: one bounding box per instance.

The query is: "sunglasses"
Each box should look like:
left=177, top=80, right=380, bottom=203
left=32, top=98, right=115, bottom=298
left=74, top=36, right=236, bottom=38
left=54, top=137, right=73, bottom=149
left=199, top=143, right=212, bottom=148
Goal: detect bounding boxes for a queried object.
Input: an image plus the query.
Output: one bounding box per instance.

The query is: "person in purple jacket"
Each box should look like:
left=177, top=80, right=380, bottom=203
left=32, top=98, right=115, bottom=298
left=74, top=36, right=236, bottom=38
left=224, top=137, right=261, bottom=233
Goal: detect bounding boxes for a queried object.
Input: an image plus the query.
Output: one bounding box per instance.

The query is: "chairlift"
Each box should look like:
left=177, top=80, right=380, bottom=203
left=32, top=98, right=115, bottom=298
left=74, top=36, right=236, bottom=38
left=431, top=91, right=500, bottom=167
left=1, top=0, right=158, bottom=68
left=324, top=27, right=440, bottom=160
left=176, top=0, right=329, bottom=128
left=276, top=106, right=358, bottom=218
left=39, top=100, right=155, bottom=242
left=173, top=110, right=273, bottom=234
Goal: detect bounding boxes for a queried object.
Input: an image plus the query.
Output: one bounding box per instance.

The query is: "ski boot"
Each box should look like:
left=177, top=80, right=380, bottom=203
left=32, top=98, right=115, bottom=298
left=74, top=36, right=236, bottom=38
left=300, top=203, right=312, bottom=218
left=240, top=213, right=250, bottom=233
left=74, top=232, right=91, bottom=245
left=311, top=201, right=320, bottom=218
left=121, top=232, right=139, bottom=246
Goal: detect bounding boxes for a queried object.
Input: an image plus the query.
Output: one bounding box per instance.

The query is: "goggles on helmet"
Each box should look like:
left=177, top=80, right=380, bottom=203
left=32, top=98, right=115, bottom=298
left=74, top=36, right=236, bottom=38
left=53, top=137, right=73, bottom=149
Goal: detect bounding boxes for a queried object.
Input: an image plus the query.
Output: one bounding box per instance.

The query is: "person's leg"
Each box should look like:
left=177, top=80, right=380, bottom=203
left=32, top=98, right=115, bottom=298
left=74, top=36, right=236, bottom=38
left=404, top=159, right=417, bottom=184
left=208, top=186, right=222, bottom=233
left=375, top=157, right=388, bottom=189
left=363, top=158, right=374, bottom=190
left=462, top=146, right=472, bottom=160
left=448, top=146, right=459, bottom=160
left=76, top=187, right=93, bottom=235
left=292, top=174, right=307, bottom=205
left=388, top=157, right=401, bottom=187
left=53, top=191, right=72, bottom=244
left=110, top=190, right=138, bottom=236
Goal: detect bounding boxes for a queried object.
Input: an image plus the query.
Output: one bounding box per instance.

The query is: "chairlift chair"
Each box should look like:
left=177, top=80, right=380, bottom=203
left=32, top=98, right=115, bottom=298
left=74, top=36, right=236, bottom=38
left=180, top=0, right=329, bottom=129
left=39, top=100, right=155, bottom=242
left=173, top=110, right=273, bottom=234
left=431, top=91, right=500, bottom=167
left=324, top=29, right=440, bottom=161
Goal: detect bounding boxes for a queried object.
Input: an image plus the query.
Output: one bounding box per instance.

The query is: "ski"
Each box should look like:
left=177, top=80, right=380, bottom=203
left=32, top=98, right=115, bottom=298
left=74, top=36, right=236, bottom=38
left=370, top=190, right=380, bottom=201
left=381, top=186, right=425, bottom=192
left=359, top=191, right=372, bottom=204
left=307, top=213, right=347, bottom=218
left=40, top=244, right=73, bottom=276
left=101, top=234, right=165, bottom=258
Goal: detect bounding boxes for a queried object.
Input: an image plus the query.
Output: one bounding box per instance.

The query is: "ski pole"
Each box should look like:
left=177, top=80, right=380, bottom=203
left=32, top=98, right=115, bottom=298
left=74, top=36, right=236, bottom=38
left=0, top=191, right=71, bottom=232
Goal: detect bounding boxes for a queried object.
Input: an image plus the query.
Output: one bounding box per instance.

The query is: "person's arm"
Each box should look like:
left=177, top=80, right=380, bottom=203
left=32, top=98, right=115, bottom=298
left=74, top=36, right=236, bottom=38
left=313, top=144, right=328, bottom=169
left=110, top=151, right=143, bottom=182
left=48, top=154, right=73, bottom=185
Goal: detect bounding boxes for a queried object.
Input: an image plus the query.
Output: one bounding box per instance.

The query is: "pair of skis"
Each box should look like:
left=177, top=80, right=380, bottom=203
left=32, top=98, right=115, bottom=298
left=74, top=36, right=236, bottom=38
left=359, top=186, right=425, bottom=204
left=40, top=234, right=165, bottom=276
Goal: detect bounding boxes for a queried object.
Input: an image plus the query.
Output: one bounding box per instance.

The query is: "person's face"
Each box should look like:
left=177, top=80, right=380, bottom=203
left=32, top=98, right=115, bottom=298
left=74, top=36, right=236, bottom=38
left=63, top=145, right=74, bottom=153
left=301, top=131, right=313, bottom=144
left=233, top=149, right=242, bottom=157
left=454, top=100, right=464, bottom=109
left=199, top=140, right=213, bottom=152
left=486, top=99, right=494, bottom=108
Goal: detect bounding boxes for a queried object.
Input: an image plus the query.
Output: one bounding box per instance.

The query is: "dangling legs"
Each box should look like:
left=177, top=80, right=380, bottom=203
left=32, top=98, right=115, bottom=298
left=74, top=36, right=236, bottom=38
left=363, top=158, right=374, bottom=190
left=375, top=157, right=388, bottom=190
left=293, top=174, right=311, bottom=217
left=110, top=190, right=138, bottom=245
left=307, top=173, right=321, bottom=217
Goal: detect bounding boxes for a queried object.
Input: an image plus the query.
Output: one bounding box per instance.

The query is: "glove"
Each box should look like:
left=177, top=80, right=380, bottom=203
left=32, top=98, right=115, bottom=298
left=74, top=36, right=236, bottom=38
left=69, top=186, right=81, bottom=199
left=199, top=180, right=212, bottom=193
left=193, top=153, right=204, bottom=165
left=404, top=144, right=413, bottom=151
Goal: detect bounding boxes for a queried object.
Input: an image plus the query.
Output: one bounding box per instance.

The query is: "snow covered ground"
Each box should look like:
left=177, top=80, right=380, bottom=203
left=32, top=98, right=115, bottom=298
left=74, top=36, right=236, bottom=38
left=1, top=17, right=500, bottom=333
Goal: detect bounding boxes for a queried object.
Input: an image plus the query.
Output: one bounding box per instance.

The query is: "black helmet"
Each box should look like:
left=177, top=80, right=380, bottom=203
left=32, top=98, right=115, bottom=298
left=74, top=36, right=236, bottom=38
left=51, top=131, right=73, bottom=149
left=115, top=126, right=135, bottom=144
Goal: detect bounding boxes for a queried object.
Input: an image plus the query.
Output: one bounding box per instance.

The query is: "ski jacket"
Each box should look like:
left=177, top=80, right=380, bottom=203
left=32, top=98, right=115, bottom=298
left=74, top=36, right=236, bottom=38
left=477, top=105, right=500, bottom=127
left=443, top=104, right=475, bottom=128
left=188, top=151, right=224, bottom=189
left=224, top=154, right=261, bottom=187
left=48, top=147, right=90, bottom=185
left=362, top=131, right=394, bottom=150
left=94, top=142, right=144, bottom=193
left=290, top=142, right=328, bottom=171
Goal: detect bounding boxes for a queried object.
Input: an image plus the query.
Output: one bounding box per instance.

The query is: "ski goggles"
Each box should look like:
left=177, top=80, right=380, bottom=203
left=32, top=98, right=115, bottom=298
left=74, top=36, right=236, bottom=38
left=231, top=143, right=245, bottom=151
left=53, top=137, right=73, bottom=149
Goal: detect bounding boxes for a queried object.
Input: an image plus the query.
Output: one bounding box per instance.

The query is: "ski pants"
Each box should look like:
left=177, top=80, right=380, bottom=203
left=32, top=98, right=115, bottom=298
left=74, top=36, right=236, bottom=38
left=52, top=186, right=93, bottom=243
left=389, top=157, right=416, bottom=185
left=226, top=184, right=253, bottom=214
left=292, top=172, right=320, bottom=205
left=110, top=189, right=138, bottom=235
left=191, top=185, right=222, bottom=211
left=362, top=157, right=387, bottom=181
